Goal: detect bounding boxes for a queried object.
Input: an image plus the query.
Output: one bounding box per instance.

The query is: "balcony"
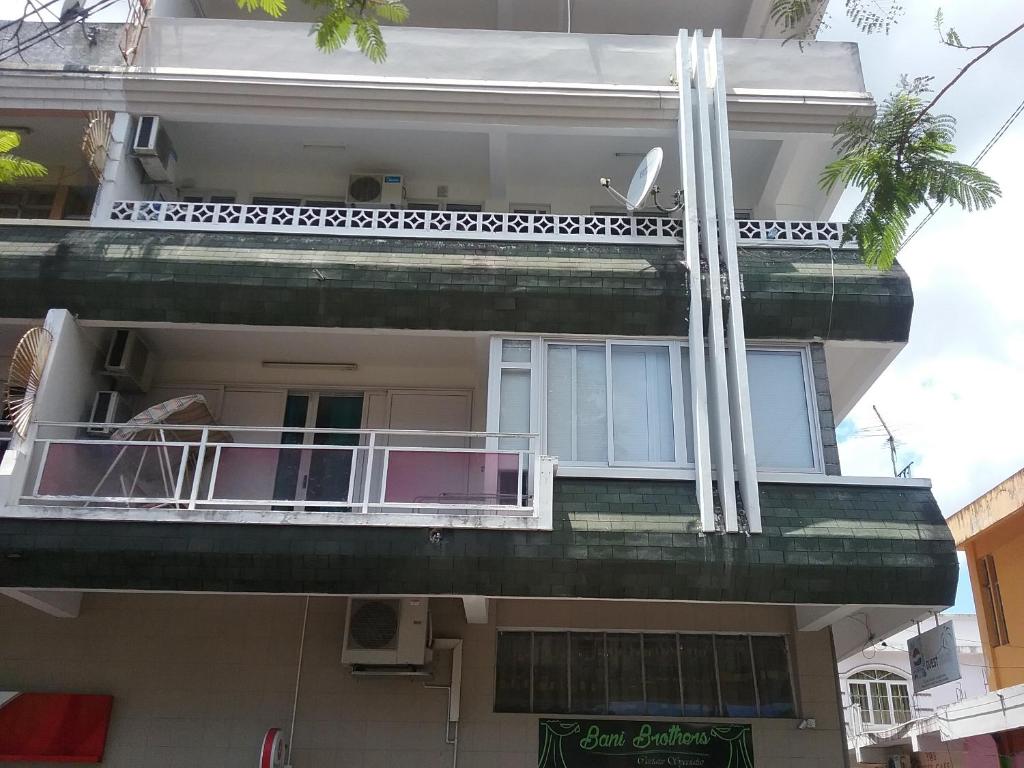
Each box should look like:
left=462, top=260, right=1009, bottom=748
left=22, top=421, right=552, bottom=529
left=107, top=200, right=847, bottom=247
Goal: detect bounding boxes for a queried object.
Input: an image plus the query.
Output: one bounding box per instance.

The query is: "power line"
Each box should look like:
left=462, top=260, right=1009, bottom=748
left=0, top=0, right=122, bottom=63
left=899, top=94, right=1024, bottom=252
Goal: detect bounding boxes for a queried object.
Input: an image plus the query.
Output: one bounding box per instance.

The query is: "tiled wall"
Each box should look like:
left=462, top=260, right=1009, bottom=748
left=0, top=592, right=846, bottom=768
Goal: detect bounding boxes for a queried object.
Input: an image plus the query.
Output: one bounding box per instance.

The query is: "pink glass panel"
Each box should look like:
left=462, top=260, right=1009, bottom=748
left=383, top=450, right=522, bottom=506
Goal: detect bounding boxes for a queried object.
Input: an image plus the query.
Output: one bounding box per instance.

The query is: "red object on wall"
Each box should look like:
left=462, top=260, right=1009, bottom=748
left=0, top=693, right=114, bottom=763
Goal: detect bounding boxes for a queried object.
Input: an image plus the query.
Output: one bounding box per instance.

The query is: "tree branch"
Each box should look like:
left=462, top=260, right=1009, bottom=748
left=916, top=19, right=1024, bottom=123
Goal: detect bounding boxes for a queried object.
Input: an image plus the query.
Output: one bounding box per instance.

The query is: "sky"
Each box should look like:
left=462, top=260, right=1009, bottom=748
left=2, top=0, right=1020, bottom=613
left=820, top=1, right=1024, bottom=614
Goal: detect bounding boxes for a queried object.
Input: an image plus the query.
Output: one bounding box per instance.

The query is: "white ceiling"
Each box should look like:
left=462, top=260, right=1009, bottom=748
left=167, top=120, right=784, bottom=208
left=192, top=0, right=753, bottom=37
left=0, top=115, right=94, bottom=186
left=85, top=325, right=485, bottom=367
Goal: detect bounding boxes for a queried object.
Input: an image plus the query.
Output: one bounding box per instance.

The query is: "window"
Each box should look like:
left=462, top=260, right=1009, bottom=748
left=491, top=337, right=822, bottom=476
left=510, top=204, right=550, bottom=214
left=444, top=202, right=483, bottom=212
left=492, top=339, right=536, bottom=451
left=251, top=196, right=301, bottom=206
left=746, top=348, right=819, bottom=471
left=847, top=670, right=912, bottom=727
left=978, top=555, right=1010, bottom=646
left=495, top=631, right=795, bottom=718
left=544, top=342, right=686, bottom=468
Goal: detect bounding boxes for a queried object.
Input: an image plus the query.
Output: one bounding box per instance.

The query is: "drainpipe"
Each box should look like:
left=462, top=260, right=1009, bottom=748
left=424, top=639, right=463, bottom=768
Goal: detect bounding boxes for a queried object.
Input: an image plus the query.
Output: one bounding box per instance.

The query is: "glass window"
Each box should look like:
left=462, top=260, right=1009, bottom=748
left=751, top=635, right=795, bottom=717
left=643, top=634, right=682, bottom=716
left=499, top=369, right=531, bottom=450
left=502, top=339, right=532, bottom=363
left=532, top=633, right=569, bottom=713
left=546, top=345, right=607, bottom=464
left=570, top=633, right=606, bottom=714
left=848, top=670, right=913, bottom=727
left=543, top=342, right=679, bottom=468
left=494, top=632, right=532, bottom=712
left=606, top=634, right=644, bottom=715
left=716, top=635, right=757, bottom=717
left=495, top=631, right=793, bottom=718
left=610, top=345, right=675, bottom=463
left=680, top=634, right=719, bottom=716
left=747, top=349, right=816, bottom=470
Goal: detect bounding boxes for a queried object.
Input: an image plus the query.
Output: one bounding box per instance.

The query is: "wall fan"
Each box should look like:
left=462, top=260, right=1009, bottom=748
left=3, top=327, right=52, bottom=438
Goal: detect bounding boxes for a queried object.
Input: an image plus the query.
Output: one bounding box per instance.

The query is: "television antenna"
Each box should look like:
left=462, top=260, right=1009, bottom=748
left=872, top=405, right=912, bottom=478
left=600, top=147, right=682, bottom=213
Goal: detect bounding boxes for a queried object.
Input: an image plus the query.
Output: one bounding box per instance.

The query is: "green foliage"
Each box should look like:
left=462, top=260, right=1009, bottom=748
left=237, top=0, right=408, bottom=62
left=0, top=130, right=46, bottom=185
left=769, top=0, right=903, bottom=39
left=821, top=78, right=1000, bottom=268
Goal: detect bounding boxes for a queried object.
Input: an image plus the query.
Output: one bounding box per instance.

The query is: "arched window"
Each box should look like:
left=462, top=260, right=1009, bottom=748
left=848, top=670, right=912, bottom=727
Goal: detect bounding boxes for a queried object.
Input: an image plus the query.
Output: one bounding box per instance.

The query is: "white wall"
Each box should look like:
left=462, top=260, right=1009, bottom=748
left=0, top=593, right=848, bottom=768
left=838, top=614, right=989, bottom=714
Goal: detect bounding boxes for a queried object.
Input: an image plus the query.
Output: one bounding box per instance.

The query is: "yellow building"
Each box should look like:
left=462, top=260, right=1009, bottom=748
left=948, top=467, right=1024, bottom=691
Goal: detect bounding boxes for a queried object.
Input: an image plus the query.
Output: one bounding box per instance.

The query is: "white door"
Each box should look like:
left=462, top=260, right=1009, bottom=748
left=378, top=391, right=472, bottom=506
left=213, top=389, right=287, bottom=504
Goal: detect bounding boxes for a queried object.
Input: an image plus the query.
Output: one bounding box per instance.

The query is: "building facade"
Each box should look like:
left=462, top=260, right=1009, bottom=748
left=838, top=613, right=989, bottom=768
left=936, top=470, right=1024, bottom=768
left=0, top=1, right=958, bottom=766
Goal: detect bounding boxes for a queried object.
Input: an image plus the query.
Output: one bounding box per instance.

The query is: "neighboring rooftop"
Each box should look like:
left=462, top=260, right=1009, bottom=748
left=948, top=467, right=1024, bottom=546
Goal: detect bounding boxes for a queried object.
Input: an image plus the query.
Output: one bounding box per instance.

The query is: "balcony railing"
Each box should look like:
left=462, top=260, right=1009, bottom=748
left=20, top=422, right=554, bottom=529
left=107, top=200, right=847, bottom=247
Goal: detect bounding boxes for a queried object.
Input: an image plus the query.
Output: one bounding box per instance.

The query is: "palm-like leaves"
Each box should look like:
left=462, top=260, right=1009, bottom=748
left=0, top=130, right=46, bottom=185
left=238, top=0, right=408, bottom=62
left=822, top=79, right=1000, bottom=268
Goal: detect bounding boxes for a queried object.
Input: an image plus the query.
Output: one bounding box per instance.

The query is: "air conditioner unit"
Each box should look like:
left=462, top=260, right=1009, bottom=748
left=132, top=115, right=178, bottom=184
left=87, top=390, right=132, bottom=435
left=104, top=329, right=154, bottom=393
left=347, top=174, right=404, bottom=207
left=342, top=597, right=429, bottom=668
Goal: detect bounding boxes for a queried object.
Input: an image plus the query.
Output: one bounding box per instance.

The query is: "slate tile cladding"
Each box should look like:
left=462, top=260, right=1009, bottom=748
left=810, top=343, right=841, bottom=475
left=0, top=480, right=957, bottom=605
left=0, top=226, right=912, bottom=341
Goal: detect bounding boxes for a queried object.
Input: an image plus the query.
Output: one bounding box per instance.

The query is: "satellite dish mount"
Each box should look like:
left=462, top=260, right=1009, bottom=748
left=600, top=147, right=682, bottom=213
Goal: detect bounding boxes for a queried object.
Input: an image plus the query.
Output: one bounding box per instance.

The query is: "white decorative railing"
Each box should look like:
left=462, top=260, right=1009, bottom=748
left=108, top=201, right=846, bottom=247
left=21, top=422, right=554, bottom=529
left=737, top=219, right=845, bottom=245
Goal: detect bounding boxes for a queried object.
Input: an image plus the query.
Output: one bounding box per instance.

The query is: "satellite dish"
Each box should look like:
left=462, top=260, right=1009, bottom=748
left=600, top=147, right=680, bottom=213
left=3, top=327, right=52, bottom=438
left=624, top=147, right=664, bottom=211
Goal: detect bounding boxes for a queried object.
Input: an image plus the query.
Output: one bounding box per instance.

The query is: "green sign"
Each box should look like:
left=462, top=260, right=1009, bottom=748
left=539, top=719, right=753, bottom=768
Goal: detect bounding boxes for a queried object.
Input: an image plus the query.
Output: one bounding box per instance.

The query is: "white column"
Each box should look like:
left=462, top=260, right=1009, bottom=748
left=689, top=31, right=738, bottom=532
left=675, top=32, right=715, bottom=534
left=706, top=31, right=761, bottom=533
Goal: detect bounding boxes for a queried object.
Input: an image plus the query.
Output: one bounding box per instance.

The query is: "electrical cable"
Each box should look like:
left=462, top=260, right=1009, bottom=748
left=0, top=0, right=121, bottom=62
left=899, top=94, right=1024, bottom=252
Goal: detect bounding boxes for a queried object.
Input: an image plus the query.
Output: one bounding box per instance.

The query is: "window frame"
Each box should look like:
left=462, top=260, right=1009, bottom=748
left=489, top=336, right=825, bottom=478
left=978, top=554, right=1010, bottom=647
left=540, top=338, right=690, bottom=471
left=744, top=344, right=824, bottom=474
left=493, top=627, right=797, bottom=719
left=846, top=669, right=913, bottom=727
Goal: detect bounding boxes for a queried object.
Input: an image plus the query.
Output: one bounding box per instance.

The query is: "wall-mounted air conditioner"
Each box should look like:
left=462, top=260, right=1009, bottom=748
left=342, top=597, right=429, bottom=668
left=347, top=174, right=404, bottom=207
left=104, top=329, right=154, bottom=393
left=87, top=390, right=132, bottom=435
left=132, top=115, right=177, bottom=184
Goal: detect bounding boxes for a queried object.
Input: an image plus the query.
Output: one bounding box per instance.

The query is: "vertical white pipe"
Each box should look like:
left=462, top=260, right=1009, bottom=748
left=674, top=31, right=715, bottom=533
left=707, top=30, right=761, bottom=533
left=690, top=31, right=738, bottom=532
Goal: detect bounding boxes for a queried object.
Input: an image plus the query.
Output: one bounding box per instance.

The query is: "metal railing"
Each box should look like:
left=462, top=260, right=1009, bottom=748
left=22, top=422, right=547, bottom=523
left=108, top=201, right=848, bottom=247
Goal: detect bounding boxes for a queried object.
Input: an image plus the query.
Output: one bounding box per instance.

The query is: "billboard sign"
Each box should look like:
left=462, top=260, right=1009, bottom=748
left=908, top=622, right=961, bottom=693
